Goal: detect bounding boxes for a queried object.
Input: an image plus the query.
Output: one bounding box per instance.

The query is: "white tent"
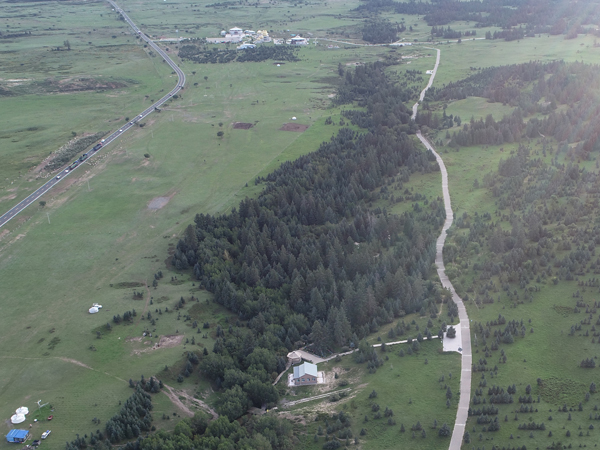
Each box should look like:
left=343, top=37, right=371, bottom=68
left=10, top=414, right=26, bottom=424
left=89, top=306, right=99, bottom=314
left=292, top=117, right=297, bottom=120
left=15, top=407, right=29, bottom=415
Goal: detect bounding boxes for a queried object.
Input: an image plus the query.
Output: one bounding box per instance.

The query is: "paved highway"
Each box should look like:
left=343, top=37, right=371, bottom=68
left=0, top=0, right=185, bottom=229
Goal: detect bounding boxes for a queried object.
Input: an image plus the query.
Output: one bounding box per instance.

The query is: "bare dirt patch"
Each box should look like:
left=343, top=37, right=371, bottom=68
left=10, top=233, right=27, bottom=244
left=131, top=334, right=184, bottom=356
left=0, top=193, right=17, bottom=203
left=232, top=122, right=254, bottom=129
left=37, top=77, right=127, bottom=94
left=276, top=410, right=306, bottom=425
left=156, top=334, right=184, bottom=349
left=148, top=197, right=170, bottom=210
left=0, top=229, right=10, bottom=241
left=163, top=384, right=219, bottom=419
left=280, top=123, right=309, bottom=132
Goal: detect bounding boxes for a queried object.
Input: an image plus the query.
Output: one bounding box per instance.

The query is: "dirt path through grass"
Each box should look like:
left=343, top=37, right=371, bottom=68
left=162, top=384, right=218, bottom=420
left=0, top=355, right=127, bottom=383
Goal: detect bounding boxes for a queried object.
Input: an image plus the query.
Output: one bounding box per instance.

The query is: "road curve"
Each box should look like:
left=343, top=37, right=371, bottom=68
left=0, top=0, right=185, bottom=229
left=412, top=48, right=471, bottom=450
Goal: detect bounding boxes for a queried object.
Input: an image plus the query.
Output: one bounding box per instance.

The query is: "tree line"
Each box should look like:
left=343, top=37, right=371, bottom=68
left=179, top=45, right=299, bottom=64
left=355, top=0, right=600, bottom=31
left=64, top=379, right=158, bottom=450
left=421, top=61, right=600, bottom=156
left=362, top=18, right=404, bottom=43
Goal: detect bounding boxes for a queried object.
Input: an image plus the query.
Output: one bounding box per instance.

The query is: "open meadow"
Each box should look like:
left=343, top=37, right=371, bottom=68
left=282, top=338, right=461, bottom=450
left=429, top=132, right=600, bottom=448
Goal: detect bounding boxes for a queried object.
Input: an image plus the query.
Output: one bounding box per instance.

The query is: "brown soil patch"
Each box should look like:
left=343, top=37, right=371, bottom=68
left=156, top=334, right=184, bottom=349
left=148, top=191, right=176, bottom=210
left=232, top=122, right=254, bottom=130
left=41, top=78, right=126, bottom=94
left=148, top=197, right=170, bottom=210
left=0, top=193, right=17, bottom=203
left=11, top=233, right=27, bottom=244
left=276, top=410, right=306, bottom=425
left=280, top=123, right=309, bottom=132
left=0, top=229, right=10, bottom=241
left=163, top=384, right=219, bottom=419
left=126, top=336, right=143, bottom=343
left=131, top=334, right=184, bottom=355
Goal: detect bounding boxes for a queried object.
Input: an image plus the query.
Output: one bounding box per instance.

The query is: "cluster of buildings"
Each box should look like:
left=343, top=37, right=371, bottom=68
left=206, top=27, right=309, bottom=48
left=287, top=351, right=321, bottom=385
left=206, top=27, right=272, bottom=46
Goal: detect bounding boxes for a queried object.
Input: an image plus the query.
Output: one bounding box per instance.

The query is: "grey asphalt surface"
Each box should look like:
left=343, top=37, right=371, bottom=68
left=413, top=48, right=472, bottom=450
left=0, top=0, right=185, bottom=229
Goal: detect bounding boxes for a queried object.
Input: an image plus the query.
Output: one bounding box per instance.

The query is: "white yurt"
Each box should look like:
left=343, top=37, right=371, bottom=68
left=89, top=306, right=99, bottom=314
left=10, top=414, right=26, bottom=424
left=15, top=407, right=29, bottom=415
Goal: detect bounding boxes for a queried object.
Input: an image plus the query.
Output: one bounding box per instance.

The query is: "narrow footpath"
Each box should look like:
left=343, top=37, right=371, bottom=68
left=412, top=48, right=472, bottom=450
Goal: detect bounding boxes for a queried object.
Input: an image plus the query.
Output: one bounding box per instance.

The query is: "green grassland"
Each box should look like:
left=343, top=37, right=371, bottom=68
left=0, top=0, right=177, bottom=212
left=433, top=33, right=600, bottom=87
left=424, top=88, right=600, bottom=447
left=444, top=97, right=515, bottom=123
left=281, top=339, right=461, bottom=450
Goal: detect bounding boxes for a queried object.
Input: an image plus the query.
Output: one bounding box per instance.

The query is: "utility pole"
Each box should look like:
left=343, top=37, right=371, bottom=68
left=87, top=179, right=91, bottom=191
left=46, top=213, right=50, bottom=224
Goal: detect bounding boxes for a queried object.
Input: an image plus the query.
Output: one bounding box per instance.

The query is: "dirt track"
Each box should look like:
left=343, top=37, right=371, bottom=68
left=162, top=384, right=218, bottom=420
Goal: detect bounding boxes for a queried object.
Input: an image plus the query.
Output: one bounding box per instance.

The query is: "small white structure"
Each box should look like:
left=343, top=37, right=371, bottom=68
left=238, top=43, right=256, bottom=50
left=220, top=30, right=227, bottom=36
left=289, top=36, right=308, bottom=45
left=15, top=407, right=29, bottom=415
left=10, top=414, right=26, bottom=424
left=292, top=362, right=318, bottom=385
left=244, top=30, right=256, bottom=35
left=89, top=306, right=99, bottom=314
left=292, top=117, right=297, bottom=120
left=426, top=70, right=434, bottom=75
left=287, top=351, right=302, bottom=364
left=229, top=27, right=243, bottom=36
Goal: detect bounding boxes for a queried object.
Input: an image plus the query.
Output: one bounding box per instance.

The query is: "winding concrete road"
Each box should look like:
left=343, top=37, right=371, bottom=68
left=0, top=0, right=185, bottom=229
left=412, top=48, right=471, bottom=450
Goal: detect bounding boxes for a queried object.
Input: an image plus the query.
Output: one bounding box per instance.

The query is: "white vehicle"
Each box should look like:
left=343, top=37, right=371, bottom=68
left=119, top=129, right=123, bottom=132
left=41, top=430, right=51, bottom=439
left=56, top=175, right=61, bottom=179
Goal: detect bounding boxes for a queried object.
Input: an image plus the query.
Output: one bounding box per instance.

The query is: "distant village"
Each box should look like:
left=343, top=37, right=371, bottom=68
left=206, top=27, right=309, bottom=49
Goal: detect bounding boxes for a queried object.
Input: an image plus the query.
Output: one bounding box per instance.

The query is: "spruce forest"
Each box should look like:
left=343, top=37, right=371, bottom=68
left=171, top=60, right=448, bottom=417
